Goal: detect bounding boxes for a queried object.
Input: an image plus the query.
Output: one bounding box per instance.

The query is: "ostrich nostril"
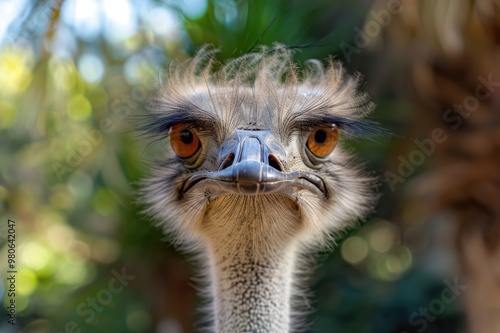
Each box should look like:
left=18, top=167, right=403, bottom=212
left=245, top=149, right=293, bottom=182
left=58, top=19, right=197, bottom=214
left=268, top=154, right=283, bottom=172
left=219, top=153, right=235, bottom=170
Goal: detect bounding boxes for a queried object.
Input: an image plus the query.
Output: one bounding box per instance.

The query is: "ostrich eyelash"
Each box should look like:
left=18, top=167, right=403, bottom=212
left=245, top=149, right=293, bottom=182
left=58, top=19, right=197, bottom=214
left=137, top=103, right=218, bottom=136
left=293, top=116, right=390, bottom=138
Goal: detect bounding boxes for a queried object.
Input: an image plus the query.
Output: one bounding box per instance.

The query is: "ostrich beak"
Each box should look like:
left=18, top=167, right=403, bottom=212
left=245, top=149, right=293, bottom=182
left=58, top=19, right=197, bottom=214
left=181, top=130, right=326, bottom=199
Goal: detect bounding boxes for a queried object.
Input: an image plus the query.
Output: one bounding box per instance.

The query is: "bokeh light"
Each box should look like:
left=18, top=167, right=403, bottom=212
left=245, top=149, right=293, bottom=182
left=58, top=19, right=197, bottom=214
left=341, top=236, right=369, bottom=265
left=77, top=53, right=104, bottom=84
left=0, top=46, right=33, bottom=95
left=20, top=242, right=51, bottom=271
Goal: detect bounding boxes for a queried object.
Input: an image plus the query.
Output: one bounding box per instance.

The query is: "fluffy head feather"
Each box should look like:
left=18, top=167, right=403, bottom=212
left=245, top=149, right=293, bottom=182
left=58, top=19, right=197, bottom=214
left=140, top=45, right=381, bottom=251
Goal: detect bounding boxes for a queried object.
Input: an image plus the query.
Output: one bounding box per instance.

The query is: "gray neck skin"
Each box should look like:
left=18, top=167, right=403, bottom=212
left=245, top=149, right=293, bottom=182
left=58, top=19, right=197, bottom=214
left=210, top=244, right=296, bottom=333
left=201, top=194, right=303, bottom=333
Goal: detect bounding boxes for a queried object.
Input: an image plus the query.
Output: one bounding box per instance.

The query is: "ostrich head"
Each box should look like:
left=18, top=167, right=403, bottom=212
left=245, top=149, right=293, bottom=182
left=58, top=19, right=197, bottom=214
left=139, top=46, right=382, bottom=333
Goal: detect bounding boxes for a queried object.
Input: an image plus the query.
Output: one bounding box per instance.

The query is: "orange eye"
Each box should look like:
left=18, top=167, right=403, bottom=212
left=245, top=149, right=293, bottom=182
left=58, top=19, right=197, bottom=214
left=306, top=126, right=339, bottom=158
left=170, top=124, right=201, bottom=159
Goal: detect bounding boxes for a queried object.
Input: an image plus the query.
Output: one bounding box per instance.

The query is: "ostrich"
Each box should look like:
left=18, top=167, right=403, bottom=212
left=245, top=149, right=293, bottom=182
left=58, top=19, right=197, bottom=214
left=139, top=46, right=383, bottom=333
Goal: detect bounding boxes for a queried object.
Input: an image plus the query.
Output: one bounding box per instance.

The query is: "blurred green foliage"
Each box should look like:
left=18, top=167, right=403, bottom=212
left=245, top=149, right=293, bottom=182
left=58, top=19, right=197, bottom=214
left=0, top=0, right=464, bottom=332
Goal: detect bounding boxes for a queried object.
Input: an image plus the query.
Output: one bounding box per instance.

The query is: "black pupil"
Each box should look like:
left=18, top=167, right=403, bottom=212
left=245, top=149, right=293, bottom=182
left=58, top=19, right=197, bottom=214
left=180, top=130, right=194, bottom=144
left=314, top=129, right=327, bottom=144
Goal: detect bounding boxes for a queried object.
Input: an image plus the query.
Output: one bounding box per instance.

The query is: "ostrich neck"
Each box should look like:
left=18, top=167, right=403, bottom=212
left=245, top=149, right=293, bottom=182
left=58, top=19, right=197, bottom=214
left=210, top=241, right=297, bottom=333
left=202, top=201, right=302, bottom=333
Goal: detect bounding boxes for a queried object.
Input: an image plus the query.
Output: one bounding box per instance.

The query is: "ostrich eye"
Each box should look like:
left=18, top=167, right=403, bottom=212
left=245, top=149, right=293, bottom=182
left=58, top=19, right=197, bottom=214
left=306, top=126, right=339, bottom=158
left=170, top=124, right=201, bottom=159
